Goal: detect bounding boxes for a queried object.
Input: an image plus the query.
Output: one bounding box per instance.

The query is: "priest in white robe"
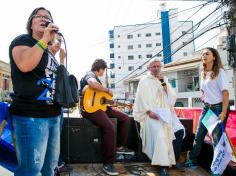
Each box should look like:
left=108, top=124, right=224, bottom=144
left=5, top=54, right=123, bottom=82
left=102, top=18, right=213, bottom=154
left=133, top=58, right=176, bottom=175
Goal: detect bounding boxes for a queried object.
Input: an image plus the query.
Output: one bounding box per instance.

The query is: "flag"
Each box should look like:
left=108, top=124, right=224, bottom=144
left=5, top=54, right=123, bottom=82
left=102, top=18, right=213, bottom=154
left=211, top=132, right=232, bottom=174
left=202, top=109, right=220, bottom=135
left=202, top=109, right=233, bottom=174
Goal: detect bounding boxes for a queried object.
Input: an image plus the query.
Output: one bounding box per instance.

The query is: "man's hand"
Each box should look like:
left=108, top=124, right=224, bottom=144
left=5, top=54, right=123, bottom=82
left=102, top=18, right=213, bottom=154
left=146, top=110, right=159, bottom=120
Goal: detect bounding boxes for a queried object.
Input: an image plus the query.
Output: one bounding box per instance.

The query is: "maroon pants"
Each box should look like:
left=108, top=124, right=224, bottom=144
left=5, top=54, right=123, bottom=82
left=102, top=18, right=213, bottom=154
left=81, top=107, right=129, bottom=164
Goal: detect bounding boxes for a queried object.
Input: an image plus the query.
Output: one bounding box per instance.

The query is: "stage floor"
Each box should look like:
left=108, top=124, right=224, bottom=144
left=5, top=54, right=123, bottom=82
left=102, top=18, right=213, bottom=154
left=60, top=163, right=210, bottom=176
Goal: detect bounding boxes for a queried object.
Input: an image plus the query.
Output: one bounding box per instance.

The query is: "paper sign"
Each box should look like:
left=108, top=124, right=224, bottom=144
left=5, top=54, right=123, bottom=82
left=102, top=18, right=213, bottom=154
left=153, top=107, right=171, bottom=123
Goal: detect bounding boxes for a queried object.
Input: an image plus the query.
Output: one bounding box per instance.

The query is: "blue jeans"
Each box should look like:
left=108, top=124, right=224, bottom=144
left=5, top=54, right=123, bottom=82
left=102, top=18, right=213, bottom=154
left=189, top=103, right=229, bottom=163
left=173, top=129, right=184, bottom=162
left=12, top=115, right=60, bottom=176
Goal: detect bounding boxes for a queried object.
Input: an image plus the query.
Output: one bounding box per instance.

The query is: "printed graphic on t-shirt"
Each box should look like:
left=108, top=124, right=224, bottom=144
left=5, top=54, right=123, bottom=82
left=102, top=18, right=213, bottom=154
left=37, top=52, right=59, bottom=104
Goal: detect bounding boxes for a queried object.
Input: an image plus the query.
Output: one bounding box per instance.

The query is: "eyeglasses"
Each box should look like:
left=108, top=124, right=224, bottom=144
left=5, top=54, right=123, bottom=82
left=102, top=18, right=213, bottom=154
left=33, top=14, right=51, bottom=22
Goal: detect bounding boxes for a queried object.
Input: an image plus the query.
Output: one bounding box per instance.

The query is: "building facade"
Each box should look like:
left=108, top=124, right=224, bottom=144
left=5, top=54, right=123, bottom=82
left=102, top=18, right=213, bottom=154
left=128, top=49, right=235, bottom=108
left=0, top=60, right=12, bottom=101
left=109, top=5, right=195, bottom=99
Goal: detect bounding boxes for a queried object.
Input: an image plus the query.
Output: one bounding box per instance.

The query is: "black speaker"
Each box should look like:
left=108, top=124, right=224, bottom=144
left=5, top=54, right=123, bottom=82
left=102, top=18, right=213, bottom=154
left=125, top=117, right=150, bottom=162
left=179, top=118, right=193, bottom=137
left=225, top=165, right=236, bottom=176
left=126, top=117, right=140, bottom=152
left=61, top=117, right=103, bottom=163
left=61, top=117, right=117, bottom=163
left=179, top=118, right=195, bottom=152
left=197, top=141, right=213, bottom=172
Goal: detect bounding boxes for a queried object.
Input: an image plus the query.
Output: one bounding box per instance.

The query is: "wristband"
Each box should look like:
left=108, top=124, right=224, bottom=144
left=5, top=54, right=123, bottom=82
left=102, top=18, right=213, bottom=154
left=37, top=39, right=48, bottom=50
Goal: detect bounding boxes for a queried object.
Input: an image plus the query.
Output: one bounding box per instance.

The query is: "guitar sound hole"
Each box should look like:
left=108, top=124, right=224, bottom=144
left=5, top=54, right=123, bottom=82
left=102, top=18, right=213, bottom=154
left=101, top=97, right=106, bottom=105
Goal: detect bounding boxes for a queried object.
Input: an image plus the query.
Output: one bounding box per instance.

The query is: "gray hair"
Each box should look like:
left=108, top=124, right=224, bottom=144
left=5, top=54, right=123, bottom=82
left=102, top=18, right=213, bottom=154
left=147, top=58, right=162, bottom=67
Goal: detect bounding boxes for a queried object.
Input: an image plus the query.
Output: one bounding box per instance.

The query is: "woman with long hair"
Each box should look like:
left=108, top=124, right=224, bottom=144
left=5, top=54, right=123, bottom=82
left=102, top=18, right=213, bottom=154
left=184, top=47, right=230, bottom=176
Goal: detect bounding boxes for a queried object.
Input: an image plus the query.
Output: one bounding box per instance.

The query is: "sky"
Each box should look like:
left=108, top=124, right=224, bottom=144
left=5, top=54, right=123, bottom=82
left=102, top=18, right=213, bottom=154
left=0, top=0, right=221, bottom=79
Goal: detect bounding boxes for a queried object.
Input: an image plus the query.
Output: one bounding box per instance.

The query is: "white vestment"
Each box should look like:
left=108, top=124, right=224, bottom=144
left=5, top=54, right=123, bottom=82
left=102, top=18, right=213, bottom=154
left=133, top=74, right=176, bottom=166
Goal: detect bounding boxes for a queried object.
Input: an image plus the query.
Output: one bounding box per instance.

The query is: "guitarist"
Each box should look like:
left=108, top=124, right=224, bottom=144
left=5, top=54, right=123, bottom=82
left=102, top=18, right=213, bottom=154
left=79, top=59, right=133, bottom=176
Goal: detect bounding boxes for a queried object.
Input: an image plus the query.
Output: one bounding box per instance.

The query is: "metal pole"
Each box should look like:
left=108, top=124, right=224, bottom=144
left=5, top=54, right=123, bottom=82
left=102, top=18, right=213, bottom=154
left=229, top=0, right=236, bottom=108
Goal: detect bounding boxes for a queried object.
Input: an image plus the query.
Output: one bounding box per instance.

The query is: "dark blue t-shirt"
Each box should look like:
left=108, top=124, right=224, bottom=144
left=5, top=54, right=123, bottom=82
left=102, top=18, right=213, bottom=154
left=9, top=34, right=61, bottom=117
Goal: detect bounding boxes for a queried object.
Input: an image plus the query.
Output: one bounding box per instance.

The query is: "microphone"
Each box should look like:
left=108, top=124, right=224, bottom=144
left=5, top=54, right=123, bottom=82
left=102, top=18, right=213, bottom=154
left=45, top=21, right=62, bottom=35
left=159, top=78, right=166, bottom=87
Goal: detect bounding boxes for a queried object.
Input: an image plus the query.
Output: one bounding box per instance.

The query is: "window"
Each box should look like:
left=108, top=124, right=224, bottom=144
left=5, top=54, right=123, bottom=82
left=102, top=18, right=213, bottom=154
left=128, top=55, right=134, bottom=60
left=155, top=32, right=161, bottom=35
left=128, top=66, right=134, bottom=71
left=109, top=30, right=114, bottom=38
left=110, top=53, right=114, bottom=58
left=183, top=52, right=188, bottom=56
left=182, top=31, right=186, bottom=35
left=138, top=44, right=141, bottom=48
left=110, top=63, right=115, bottom=69
left=183, top=41, right=187, bottom=45
left=146, top=33, right=151, bottom=37
left=146, top=54, right=152, bottom=58
left=118, top=66, right=121, bottom=69
left=156, top=43, right=161, bottom=46
left=138, top=55, right=142, bottom=59
left=194, top=76, right=200, bottom=91
left=139, top=66, right=142, bottom=70
left=128, top=45, right=133, bottom=50
left=109, top=43, right=114, bottom=48
left=169, top=79, right=176, bottom=88
left=118, top=45, right=120, bottom=48
left=146, top=44, right=152, bottom=48
left=110, top=74, right=115, bottom=78
left=156, top=53, right=162, bottom=57
left=110, top=83, right=115, bottom=88
left=118, top=35, right=120, bottom=38
left=118, top=56, right=121, bottom=59
left=127, top=34, right=133, bottom=39
left=137, top=33, right=141, bottom=37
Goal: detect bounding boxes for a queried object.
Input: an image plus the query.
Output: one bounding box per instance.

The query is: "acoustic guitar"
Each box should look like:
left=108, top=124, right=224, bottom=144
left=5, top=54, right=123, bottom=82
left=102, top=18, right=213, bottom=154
left=82, top=86, right=132, bottom=113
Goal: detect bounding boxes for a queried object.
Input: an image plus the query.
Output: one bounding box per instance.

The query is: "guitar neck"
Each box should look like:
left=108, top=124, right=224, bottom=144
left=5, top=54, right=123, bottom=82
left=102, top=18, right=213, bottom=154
left=105, top=99, right=129, bottom=107
left=105, top=99, right=114, bottom=105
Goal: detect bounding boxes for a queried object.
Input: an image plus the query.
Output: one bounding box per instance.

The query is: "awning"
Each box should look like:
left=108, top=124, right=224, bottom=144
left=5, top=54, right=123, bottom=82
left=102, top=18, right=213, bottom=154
left=163, top=61, right=200, bottom=73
